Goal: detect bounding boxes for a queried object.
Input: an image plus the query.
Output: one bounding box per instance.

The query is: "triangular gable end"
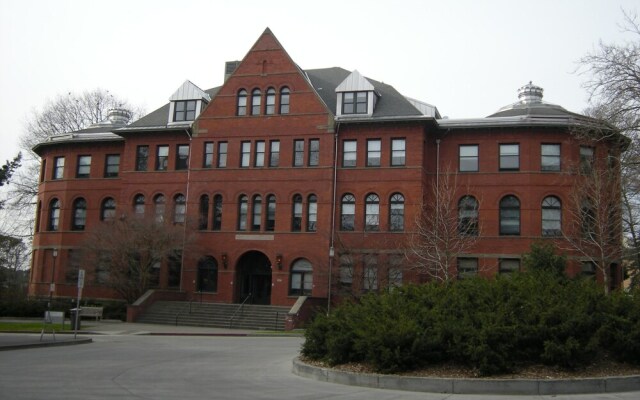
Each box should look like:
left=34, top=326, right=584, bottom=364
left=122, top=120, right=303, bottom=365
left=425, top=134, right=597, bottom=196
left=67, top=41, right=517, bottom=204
left=169, top=80, right=211, bottom=102
left=335, top=70, right=375, bottom=92
left=200, top=28, right=334, bottom=120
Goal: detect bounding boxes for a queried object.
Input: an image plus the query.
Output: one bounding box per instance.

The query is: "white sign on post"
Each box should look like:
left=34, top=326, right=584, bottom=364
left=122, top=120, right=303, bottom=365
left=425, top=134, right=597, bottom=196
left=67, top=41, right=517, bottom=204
left=77, top=269, right=85, bottom=289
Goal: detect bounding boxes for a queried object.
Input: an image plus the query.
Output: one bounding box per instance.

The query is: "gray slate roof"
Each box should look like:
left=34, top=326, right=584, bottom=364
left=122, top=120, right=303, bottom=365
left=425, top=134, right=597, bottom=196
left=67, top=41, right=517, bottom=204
left=305, top=67, right=427, bottom=119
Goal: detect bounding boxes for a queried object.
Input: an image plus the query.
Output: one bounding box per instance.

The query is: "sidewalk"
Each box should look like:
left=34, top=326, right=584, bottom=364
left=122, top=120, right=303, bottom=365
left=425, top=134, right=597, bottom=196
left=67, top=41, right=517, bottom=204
left=0, top=319, right=265, bottom=351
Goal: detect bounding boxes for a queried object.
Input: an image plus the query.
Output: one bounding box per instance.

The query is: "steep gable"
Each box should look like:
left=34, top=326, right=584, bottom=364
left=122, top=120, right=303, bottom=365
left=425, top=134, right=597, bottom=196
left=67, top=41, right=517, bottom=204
left=198, top=28, right=332, bottom=121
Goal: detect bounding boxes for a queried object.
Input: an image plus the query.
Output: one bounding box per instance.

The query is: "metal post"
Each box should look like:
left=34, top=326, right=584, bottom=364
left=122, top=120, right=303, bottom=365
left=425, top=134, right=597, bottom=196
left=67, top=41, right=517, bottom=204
left=48, top=249, right=58, bottom=310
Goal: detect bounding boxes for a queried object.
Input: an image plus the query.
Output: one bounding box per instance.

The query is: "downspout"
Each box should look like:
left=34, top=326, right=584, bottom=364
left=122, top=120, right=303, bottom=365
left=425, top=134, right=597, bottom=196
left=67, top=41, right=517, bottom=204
left=180, top=128, right=193, bottom=295
left=327, top=122, right=340, bottom=315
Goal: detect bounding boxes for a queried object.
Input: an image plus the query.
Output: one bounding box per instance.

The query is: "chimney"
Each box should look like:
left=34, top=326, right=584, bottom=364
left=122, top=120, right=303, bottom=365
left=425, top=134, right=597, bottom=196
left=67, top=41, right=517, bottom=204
left=225, top=61, right=241, bottom=82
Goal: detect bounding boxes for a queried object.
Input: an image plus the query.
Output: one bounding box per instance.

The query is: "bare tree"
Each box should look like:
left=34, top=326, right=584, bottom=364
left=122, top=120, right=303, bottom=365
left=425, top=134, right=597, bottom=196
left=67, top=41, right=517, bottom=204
left=407, top=170, right=480, bottom=282
left=2, top=89, right=143, bottom=240
left=562, top=147, right=623, bottom=295
left=578, top=10, right=640, bottom=288
left=79, top=216, right=193, bottom=303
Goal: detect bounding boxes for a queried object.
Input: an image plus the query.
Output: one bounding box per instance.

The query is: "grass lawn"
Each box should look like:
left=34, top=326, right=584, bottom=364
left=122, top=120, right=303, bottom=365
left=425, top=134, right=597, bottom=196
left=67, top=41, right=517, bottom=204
left=0, top=321, right=77, bottom=332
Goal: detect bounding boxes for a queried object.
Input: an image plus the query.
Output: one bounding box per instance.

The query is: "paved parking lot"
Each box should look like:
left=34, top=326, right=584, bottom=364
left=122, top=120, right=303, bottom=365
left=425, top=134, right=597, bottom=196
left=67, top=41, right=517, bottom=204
left=1, top=331, right=639, bottom=400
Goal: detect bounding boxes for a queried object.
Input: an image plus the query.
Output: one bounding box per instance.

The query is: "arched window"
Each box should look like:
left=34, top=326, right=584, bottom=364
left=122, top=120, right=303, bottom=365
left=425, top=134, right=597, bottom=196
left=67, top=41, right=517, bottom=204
left=265, top=87, right=276, bottom=115
left=266, top=194, right=276, bottom=231
left=173, top=194, right=186, bottom=224
left=48, top=198, right=60, bottom=231
left=197, top=256, right=218, bottom=292
left=292, top=194, right=302, bottom=232
left=307, top=194, right=317, bottom=232
left=279, top=87, right=290, bottom=114
left=213, top=194, right=223, bottom=231
left=389, top=193, right=405, bottom=232
left=154, top=194, right=166, bottom=222
left=499, top=195, right=520, bottom=235
left=237, top=89, right=247, bottom=116
left=340, top=194, right=355, bottom=231
left=238, top=195, right=248, bottom=231
left=289, top=258, right=312, bottom=296
left=458, top=195, right=479, bottom=235
left=72, top=198, right=87, bottom=231
left=251, top=88, right=261, bottom=115
left=199, top=195, right=209, bottom=230
left=252, top=195, right=262, bottom=231
left=365, top=193, right=380, bottom=231
left=542, top=196, right=562, bottom=237
left=133, top=194, right=145, bottom=217
left=101, top=197, right=116, bottom=221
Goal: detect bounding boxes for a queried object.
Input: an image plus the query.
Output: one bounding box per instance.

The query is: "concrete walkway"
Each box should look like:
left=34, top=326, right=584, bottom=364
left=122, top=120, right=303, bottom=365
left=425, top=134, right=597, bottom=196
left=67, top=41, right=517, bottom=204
left=2, top=319, right=639, bottom=398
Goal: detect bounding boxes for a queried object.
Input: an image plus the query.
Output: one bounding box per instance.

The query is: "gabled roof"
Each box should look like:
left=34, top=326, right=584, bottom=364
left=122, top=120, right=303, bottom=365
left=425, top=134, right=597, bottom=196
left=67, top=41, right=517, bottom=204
left=169, top=80, right=211, bottom=102
left=335, top=70, right=376, bottom=93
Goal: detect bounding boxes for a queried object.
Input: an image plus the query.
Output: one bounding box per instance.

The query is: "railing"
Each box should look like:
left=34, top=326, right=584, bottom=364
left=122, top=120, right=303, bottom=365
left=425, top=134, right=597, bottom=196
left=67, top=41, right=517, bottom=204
left=229, top=293, right=251, bottom=329
left=175, top=302, right=193, bottom=326
left=274, top=311, right=284, bottom=331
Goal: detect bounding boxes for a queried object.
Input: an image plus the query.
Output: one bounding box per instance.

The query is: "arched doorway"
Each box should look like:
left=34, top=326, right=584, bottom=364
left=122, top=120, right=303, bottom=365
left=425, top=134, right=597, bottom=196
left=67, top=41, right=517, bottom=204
left=236, top=251, right=272, bottom=305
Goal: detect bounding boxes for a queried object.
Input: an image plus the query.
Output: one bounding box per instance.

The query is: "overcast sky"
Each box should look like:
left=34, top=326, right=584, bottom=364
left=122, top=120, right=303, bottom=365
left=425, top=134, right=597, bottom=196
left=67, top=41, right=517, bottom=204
left=1, top=0, right=638, bottom=165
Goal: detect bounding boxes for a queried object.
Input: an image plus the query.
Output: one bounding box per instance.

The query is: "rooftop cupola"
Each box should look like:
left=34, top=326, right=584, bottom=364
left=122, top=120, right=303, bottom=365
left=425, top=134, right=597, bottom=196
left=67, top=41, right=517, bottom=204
left=517, top=81, right=544, bottom=104
left=107, top=108, right=132, bottom=126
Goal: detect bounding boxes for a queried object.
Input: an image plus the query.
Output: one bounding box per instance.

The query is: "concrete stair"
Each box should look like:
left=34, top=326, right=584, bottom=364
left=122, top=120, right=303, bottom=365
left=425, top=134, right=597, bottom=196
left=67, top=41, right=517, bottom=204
left=136, top=301, right=290, bottom=331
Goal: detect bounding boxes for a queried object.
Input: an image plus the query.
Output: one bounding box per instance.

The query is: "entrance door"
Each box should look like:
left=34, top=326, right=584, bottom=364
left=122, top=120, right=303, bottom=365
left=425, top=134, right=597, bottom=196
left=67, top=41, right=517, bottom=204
left=236, top=251, right=272, bottom=305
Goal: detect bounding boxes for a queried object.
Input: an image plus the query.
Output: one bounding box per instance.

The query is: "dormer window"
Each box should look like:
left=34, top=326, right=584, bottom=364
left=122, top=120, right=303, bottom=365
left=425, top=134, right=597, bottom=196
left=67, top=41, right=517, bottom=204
left=167, top=80, right=211, bottom=124
left=335, top=70, right=378, bottom=117
left=174, top=100, right=197, bottom=122
left=342, top=92, right=368, bottom=114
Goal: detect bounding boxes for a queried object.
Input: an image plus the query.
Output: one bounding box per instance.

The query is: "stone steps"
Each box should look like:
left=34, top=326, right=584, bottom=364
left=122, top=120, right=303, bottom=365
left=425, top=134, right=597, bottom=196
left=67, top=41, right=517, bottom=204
left=136, top=301, right=290, bottom=330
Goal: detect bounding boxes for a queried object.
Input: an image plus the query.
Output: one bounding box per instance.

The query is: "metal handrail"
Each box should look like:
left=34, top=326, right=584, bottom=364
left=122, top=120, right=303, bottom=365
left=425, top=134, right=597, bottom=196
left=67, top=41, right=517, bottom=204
left=229, top=293, right=251, bottom=329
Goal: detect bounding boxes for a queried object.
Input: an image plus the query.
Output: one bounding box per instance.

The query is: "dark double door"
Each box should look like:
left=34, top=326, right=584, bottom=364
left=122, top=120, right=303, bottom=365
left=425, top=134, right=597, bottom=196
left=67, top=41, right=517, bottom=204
left=236, top=251, right=272, bottom=305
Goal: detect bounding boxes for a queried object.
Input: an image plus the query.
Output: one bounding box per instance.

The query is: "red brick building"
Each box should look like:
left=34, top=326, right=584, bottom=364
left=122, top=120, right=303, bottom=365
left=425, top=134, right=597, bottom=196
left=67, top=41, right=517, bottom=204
left=29, top=29, right=626, bottom=307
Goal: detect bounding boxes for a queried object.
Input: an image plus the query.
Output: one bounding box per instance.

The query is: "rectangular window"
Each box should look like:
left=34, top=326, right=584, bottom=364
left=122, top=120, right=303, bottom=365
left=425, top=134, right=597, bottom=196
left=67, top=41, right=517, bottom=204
left=458, top=258, right=478, bottom=279
left=541, top=143, right=561, bottom=171
left=176, top=144, right=189, bottom=170
left=367, top=139, right=381, bottom=167
left=388, top=255, right=403, bottom=289
left=363, top=254, right=378, bottom=292
left=156, top=145, right=169, bottom=171
left=580, top=146, right=594, bottom=174
left=217, top=142, right=228, bottom=168
left=342, top=92, right=368, bottom=114
left=104, top=154, right=120, bottom=178
left=76, top=155, right=91, bottom=178
left=203, top=142, right=214, bottom=168
left=53, top=156, right=65, bottom=180
left=391, top=138, right=405, bottom=166
left=293, top=140, right=304, bottom=167
left=343, top=140, right=357, bottom=167
left=499, top=143, right=519, bottom=171
left=339, top=256, right=354, bottom=289
left=308, top=139, right=319, bottom=166
left=269, top=140, right=280, bottom=167
left=459, top=145, right=478, bottom=172
left=581, top=261, right=596, bottom=277
left=499, top=259, right=520, bottom=274
left=240, top=141, right=251, bottom=168
left=174, top=100, right=197, bottom=122
left=254, top=141, right=265, bottom=167
left=135, top=146, right=148, bottom=171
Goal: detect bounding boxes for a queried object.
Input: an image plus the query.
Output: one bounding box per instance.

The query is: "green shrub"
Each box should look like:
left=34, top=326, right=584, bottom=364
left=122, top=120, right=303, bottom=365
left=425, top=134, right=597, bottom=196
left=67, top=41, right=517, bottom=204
left=302, top=267, right=634, bottom=376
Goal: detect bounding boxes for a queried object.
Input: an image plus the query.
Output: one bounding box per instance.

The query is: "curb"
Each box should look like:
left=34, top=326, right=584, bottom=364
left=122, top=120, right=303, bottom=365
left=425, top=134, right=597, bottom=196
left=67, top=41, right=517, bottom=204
left=0, top=338, right=93, bottom=352
left=292, top=358, right=640, bottom=395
